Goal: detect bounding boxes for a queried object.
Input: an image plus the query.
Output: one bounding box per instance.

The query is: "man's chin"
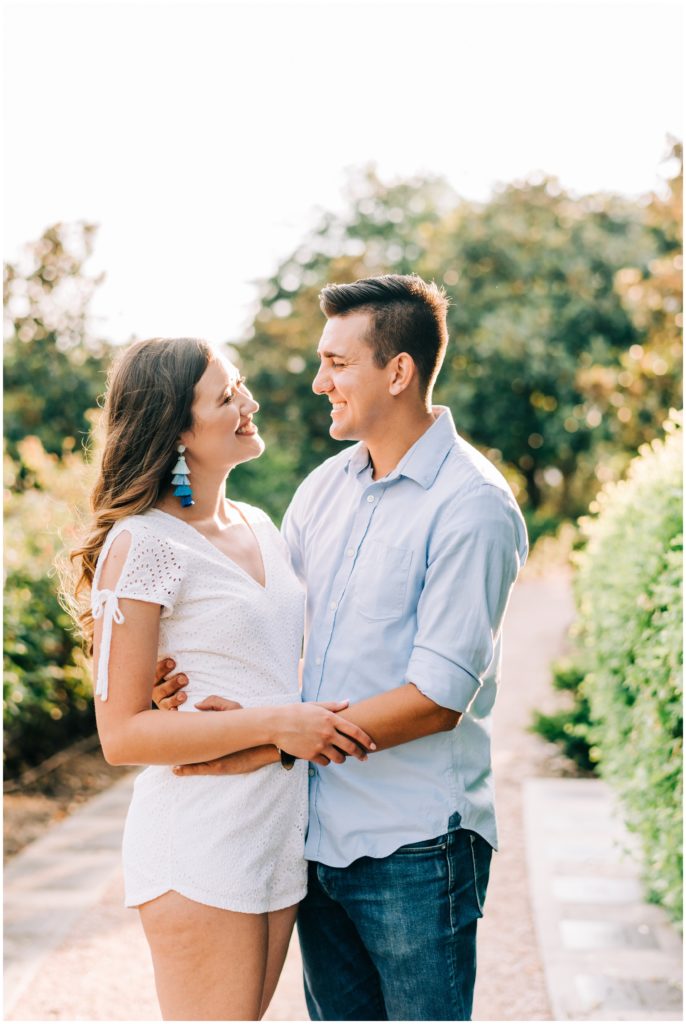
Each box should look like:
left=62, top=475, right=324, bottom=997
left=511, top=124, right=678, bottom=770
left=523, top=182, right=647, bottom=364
left=329, top=422, right=355, bottom=442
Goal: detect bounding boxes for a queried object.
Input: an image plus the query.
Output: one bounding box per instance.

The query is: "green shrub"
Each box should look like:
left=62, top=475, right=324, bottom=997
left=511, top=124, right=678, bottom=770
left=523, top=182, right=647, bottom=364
left=3, top=439, right=96, bottom=776
left=4, top=572, right=94, bottom=774
left=531, top=658, right=595, bottom=772
left=574, top=412, right=682, bottom=921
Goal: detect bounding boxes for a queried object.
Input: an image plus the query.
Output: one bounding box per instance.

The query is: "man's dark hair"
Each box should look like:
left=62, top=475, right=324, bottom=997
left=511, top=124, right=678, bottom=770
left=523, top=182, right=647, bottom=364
left=319, top=274, right=449, bottom=398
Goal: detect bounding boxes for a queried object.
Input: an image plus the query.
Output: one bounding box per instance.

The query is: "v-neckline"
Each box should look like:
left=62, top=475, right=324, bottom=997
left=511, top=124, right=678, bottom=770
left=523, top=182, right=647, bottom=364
left=150, top=505, right=268, bottom=591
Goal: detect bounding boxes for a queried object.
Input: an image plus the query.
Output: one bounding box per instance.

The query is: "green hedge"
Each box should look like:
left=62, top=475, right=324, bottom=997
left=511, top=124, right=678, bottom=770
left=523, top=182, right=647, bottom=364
left=4, top=572, right=94, bottom=775
left=531, top=658, right=595, bottom=772
left=3, top=439, right=97, bottom=776
left=573, top=413, right=682, bottom=921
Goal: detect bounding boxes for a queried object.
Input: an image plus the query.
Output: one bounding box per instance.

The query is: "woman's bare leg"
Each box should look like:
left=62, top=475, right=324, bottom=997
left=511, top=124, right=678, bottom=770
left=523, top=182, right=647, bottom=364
left=259, top=903, right=299, bottom=1019
left=139, top=891, right=268, bottom=1021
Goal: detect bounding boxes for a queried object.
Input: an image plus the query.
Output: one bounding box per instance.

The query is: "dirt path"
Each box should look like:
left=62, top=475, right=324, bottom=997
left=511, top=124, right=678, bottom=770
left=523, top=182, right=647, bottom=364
left=473, top=570, right=575, bottom=1021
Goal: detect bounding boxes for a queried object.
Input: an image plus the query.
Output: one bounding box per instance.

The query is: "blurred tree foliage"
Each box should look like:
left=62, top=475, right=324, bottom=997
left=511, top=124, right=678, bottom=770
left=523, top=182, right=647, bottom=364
left=233, top=149, right=682, bottom=542
left=3, top=221, right=112, bottom=466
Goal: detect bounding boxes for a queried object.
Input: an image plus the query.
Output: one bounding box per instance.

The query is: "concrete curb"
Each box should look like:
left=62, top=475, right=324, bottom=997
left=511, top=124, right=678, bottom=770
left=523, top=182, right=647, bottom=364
left=524, top=778, right=682, bottom=1021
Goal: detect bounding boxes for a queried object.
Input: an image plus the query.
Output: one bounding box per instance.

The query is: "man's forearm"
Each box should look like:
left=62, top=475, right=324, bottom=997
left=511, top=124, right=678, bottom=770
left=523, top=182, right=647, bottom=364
left=339, top=683, right=460, bottom=752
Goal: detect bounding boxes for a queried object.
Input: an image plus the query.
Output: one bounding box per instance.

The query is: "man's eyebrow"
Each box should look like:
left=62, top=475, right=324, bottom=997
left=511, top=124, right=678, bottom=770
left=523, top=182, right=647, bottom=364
left=317, top=349, right=346, bottom=359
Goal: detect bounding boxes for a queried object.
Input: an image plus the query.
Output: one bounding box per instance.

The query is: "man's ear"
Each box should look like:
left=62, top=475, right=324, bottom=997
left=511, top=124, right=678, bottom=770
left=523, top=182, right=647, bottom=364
left=388, top=353, right=417, bottom=396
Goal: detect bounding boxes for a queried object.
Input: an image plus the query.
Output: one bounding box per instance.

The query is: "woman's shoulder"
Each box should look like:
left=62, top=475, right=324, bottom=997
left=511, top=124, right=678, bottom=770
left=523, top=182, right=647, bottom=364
left=102, top=511, right=165, bottom=544
left=98, top=511, right=184, bottom=567
left=94, top=511, right=185, bottom=599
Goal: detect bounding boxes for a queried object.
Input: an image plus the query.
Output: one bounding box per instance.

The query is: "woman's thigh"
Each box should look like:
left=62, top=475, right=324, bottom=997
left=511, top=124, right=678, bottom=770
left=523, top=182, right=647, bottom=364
left=139, top=890, right=268, bottom=1021
left=259, top=902, right=299, bottom=1019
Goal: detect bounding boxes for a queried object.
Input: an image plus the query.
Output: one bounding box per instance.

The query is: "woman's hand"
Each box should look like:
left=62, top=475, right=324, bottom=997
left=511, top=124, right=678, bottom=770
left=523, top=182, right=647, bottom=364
left=274, top=701, right=376, bottom=767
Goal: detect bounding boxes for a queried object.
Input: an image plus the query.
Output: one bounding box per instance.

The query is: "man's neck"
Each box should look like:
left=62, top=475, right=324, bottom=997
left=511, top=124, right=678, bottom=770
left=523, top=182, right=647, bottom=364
left=367, top=408, right=437, bottom=480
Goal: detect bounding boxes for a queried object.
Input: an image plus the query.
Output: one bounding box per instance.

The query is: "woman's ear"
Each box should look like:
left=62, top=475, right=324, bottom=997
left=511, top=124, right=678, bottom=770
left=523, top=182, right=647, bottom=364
left=388, top=353, right=417, bottom=396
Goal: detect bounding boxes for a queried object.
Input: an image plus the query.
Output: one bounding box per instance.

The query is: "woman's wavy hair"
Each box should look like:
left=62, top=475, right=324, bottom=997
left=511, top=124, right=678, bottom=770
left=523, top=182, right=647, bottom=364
left=71, top=336, right=214, bottom=650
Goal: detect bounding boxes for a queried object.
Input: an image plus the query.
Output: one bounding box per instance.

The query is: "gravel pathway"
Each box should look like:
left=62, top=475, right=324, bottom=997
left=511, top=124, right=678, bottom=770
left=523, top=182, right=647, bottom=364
left=472, top=570, right=574, bottom=1021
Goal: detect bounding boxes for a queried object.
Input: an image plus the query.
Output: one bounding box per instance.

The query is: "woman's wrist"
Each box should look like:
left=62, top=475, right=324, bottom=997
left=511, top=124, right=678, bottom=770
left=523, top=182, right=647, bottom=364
left=260, top=706, right=284, bottom=747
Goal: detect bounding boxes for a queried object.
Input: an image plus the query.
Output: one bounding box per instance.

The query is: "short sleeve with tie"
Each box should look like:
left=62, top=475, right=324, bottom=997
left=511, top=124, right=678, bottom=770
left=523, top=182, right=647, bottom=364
left=91, top=519, right=184, bottom=701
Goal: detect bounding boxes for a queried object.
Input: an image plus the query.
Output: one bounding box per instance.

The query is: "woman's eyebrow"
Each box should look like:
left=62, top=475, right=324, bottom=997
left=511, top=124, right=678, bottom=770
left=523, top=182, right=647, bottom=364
left=216, top=375, right=243, bottom=401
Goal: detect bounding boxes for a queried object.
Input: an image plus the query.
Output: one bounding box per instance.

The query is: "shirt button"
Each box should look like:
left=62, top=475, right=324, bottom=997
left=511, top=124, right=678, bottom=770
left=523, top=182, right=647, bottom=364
left=346, top=548, right=355, bottom=557
left=315, top=656, right=322, bottom=665
left=366, top=495, right=375, bottom=503
left=308, top=768, right=315, bottom=778
left=330, top=601, right=337, bottom=610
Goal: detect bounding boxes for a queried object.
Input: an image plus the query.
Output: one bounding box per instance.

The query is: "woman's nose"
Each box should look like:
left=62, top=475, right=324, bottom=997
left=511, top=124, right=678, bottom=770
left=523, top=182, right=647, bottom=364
left=241, top=391, right=259, bottom=414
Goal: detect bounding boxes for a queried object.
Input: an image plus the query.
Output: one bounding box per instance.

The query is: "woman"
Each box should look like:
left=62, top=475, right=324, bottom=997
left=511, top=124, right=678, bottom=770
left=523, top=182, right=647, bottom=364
left=71, top=336, right=374, bottom=1021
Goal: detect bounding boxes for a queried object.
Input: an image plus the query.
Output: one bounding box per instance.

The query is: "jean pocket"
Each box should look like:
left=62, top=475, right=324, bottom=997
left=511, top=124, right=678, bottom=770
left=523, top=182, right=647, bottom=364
left=449, top=828, right=493, bottom=929
left=468, top=831, right=492, bottom=914
left=354, top=540, right=412, bottom=621
left=394, top=835, right=448, bottom=855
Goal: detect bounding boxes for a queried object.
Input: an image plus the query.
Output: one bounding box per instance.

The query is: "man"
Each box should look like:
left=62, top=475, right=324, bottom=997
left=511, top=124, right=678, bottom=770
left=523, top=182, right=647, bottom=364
left=155, top=274, right=528, bottom=1020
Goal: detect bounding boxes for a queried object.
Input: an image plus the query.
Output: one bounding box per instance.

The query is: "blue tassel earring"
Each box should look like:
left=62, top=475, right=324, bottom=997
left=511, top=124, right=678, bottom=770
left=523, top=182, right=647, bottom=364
left=171, top=444, right=194, bottom=508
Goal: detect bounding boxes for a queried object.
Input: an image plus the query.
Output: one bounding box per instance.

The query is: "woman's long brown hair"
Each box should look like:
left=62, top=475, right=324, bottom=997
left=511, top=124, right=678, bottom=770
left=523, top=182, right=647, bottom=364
left=71, top=336, right=213, bottom=650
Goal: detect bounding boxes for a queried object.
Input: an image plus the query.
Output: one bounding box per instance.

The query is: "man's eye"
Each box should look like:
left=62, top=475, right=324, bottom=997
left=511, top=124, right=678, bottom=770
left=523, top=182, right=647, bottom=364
left=332, top=362, right=344, bottom=369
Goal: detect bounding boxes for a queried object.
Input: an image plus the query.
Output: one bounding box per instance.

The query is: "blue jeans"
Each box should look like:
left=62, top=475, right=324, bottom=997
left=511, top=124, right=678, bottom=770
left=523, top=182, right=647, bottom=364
left=297, top=815, right=492, bottom=1021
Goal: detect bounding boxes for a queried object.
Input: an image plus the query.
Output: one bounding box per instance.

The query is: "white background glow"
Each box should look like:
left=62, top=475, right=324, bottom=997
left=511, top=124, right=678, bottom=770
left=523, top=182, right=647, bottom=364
left=4, top=0, right=683, bottom=344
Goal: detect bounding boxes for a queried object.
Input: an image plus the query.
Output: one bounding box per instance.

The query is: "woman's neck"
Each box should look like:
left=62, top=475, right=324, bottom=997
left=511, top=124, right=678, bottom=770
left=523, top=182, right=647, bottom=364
left=158, top=468, right=233, bottom=523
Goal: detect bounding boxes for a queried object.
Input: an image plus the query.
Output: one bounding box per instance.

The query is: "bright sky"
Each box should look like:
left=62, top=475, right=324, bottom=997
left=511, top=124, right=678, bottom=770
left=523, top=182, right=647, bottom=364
left=4, top=0, right=683, bottom=345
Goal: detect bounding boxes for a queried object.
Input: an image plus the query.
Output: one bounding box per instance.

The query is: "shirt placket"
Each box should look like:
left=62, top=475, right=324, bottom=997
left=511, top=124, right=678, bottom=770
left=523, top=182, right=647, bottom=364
left=308, top=478, right=385, bottom=701
left=306, top=477, right=385, bottom=860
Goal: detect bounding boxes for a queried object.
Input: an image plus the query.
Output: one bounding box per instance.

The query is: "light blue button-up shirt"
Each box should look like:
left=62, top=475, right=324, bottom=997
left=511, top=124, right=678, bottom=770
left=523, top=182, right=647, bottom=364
left=281, top=407, right=528, bottom=867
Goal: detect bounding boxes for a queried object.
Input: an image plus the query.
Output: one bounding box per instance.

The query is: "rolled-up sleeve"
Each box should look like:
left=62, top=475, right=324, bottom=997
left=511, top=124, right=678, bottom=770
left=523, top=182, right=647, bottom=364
left=406, top=490, right=523, bottom=713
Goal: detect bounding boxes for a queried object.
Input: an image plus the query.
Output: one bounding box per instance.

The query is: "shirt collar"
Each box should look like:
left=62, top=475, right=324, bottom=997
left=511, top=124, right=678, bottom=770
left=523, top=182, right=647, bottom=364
left=344, top=407, right=458, bottom=490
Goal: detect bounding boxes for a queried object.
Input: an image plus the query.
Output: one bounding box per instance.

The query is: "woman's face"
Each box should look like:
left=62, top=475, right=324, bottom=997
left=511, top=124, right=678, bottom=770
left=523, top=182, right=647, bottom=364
left=180, top=354, right=264, bottom=471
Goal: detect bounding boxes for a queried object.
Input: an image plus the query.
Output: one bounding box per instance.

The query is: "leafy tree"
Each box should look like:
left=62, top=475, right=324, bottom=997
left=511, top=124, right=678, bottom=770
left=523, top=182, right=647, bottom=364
left=434, top=179, right=658, bottom=531
left=232, top=169, right=459, bottom=512
left=3, top=222, right=111, bottom=467
left=583, top=138, right=682, bottom=459
left=233, top=166, right=668, bottom=537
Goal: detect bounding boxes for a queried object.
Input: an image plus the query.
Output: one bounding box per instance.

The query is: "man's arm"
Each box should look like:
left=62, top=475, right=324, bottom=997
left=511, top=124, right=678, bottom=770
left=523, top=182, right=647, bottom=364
left=339, top=684, right=459, bottom=749
left=342, top=491, right=522, bottom=750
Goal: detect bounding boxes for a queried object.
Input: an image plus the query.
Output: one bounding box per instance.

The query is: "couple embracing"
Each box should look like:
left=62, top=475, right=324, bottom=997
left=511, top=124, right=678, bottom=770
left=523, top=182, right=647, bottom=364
left=71, top=274, right=528, bottom=1022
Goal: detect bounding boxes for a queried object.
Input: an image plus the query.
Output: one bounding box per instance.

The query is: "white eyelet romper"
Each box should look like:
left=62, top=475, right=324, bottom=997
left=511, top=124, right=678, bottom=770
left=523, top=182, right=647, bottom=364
left=91, top=504, right=308, bottom=913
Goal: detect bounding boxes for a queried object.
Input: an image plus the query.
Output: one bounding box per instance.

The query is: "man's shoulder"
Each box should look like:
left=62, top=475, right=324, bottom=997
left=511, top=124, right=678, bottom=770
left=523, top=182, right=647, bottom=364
left=437, top=439, right=527, bottom=532
left=439, top=437, right=510, bottom=497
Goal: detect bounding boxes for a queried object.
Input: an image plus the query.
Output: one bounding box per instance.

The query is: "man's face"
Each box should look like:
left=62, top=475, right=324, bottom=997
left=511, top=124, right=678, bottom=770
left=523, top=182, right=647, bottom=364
left=312, top=312, right=391, bottom=443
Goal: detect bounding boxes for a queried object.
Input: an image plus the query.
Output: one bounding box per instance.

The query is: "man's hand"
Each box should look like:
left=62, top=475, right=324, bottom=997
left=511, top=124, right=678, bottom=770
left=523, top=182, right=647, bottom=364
left=153, top=658, right=188, bottom=709
left=173, top=744, right=279, bottom=777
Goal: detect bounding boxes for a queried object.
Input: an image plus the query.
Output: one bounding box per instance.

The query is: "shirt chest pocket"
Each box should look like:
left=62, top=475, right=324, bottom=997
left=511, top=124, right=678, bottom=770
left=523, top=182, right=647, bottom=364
left=354, top=540, right=413, bottom=621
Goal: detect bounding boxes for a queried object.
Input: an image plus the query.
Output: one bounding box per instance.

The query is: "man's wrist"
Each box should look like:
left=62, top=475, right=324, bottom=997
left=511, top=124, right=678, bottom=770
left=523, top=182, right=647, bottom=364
left=276, top=747, right=297, bottom=770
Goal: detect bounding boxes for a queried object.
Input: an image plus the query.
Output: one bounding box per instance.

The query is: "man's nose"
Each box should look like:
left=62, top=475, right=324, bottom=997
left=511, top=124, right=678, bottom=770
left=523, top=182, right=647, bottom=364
left=312, top=365, right=331, bottom=395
